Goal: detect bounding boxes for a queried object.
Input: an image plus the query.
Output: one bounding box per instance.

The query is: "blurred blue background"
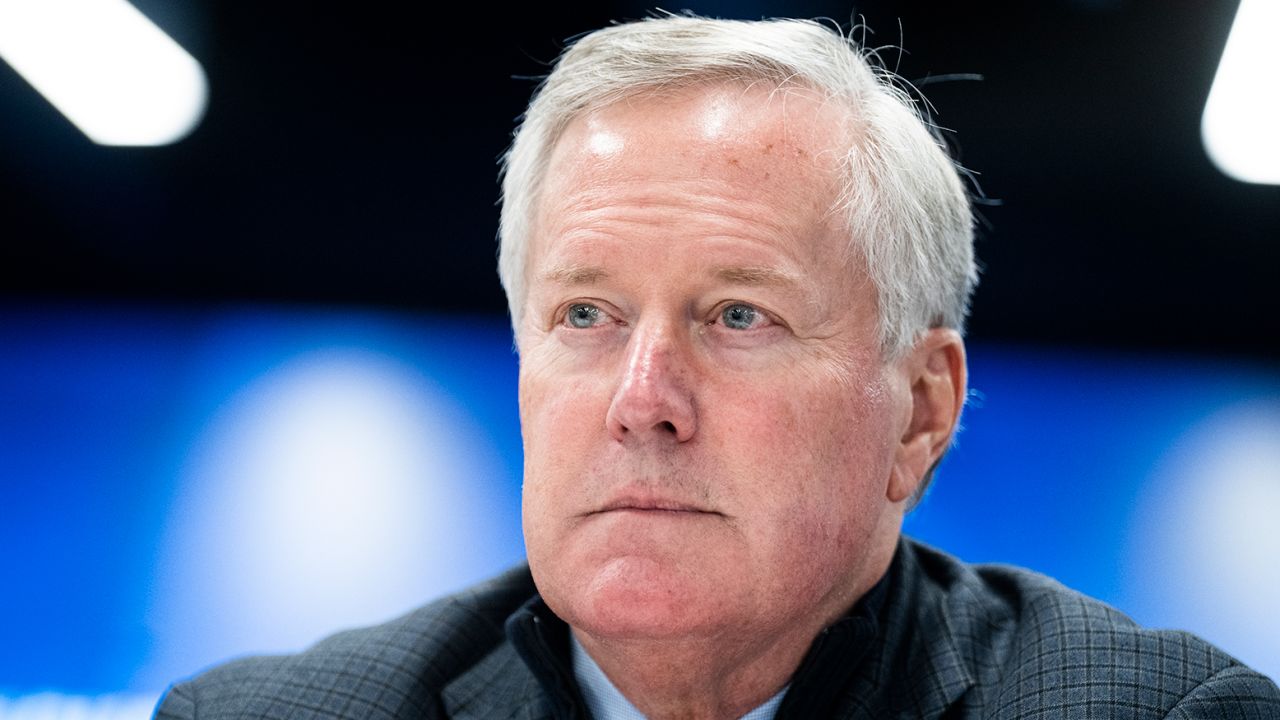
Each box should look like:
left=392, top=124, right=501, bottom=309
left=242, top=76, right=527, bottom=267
left=2, top=1, right=1278, bottom=718
left=2, top=305, right=1276, bottom=719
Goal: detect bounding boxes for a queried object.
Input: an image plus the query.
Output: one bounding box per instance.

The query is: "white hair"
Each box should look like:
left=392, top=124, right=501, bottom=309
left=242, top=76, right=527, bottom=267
left=498, top=15, right=978, bottom=359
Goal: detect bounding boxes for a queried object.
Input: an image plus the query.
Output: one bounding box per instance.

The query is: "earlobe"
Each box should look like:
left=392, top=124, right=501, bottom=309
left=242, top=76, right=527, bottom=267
left=887, top=329, right=967, bottom=504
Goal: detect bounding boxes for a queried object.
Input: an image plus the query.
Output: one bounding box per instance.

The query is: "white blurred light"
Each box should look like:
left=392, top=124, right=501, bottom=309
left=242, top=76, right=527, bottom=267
left=0, top=0, right=207, bottom=146
left=0, top=693, right=158, bottom=720
left=1125, top=401, right=1280, bottom=681
left=138, top=349, right=523, bottom=688
left=1201, top=0, right=1280, bottom=185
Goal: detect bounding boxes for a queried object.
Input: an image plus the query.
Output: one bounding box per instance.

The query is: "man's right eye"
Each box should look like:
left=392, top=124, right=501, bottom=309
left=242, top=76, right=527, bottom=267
left=565, top=303, right=604, bottom=329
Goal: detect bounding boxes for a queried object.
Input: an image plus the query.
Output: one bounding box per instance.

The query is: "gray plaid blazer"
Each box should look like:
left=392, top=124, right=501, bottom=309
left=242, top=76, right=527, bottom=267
left=154, top=538, right=1280, bottom=719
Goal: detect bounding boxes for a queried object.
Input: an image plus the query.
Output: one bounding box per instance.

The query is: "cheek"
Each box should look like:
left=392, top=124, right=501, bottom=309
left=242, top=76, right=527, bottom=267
left=724, top=364, right=893, bottom=478
left=518, top=361, right=616, bottom=520
left=721, top=371, right=895, bottom=551
left=523, top=379, right=606, bottom=454
left=521, top=347, right=592, bottom=432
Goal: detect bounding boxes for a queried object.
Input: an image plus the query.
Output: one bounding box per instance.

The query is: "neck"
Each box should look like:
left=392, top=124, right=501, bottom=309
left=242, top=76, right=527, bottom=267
left=573, top=624, right=814, bottom=720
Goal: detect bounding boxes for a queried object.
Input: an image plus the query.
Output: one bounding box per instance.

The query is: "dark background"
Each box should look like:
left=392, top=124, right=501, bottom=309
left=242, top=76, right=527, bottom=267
left=2, top=0, right=1275, bottom=360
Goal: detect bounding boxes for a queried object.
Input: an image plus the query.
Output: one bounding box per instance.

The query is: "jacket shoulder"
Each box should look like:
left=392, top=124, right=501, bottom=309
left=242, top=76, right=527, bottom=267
left=904, top=541, right=1280, bottom=718
left=154, top=565, right=537, bottom=720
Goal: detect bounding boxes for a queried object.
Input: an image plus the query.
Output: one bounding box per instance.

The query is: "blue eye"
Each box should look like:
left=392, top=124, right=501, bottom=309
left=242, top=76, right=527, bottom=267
left=721, top=304, right=759, bottom=330
left=566, top=303, right=602, bottom=328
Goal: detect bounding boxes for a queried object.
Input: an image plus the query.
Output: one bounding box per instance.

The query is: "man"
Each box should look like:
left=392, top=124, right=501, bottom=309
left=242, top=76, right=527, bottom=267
left=156, top=16, right=1280, bottom=720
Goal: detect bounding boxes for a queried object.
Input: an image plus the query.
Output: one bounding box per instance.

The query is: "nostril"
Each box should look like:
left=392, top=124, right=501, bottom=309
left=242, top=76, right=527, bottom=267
left=658, top=421, right=677, bottom=434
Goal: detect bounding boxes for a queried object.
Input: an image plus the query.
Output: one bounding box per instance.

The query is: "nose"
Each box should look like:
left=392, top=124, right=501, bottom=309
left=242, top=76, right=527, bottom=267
left=605, top=322, right=698, bottom=443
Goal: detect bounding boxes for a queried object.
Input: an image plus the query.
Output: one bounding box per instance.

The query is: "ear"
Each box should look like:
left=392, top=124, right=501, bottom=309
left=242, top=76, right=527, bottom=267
left=888, top=329, right=968, bottom=503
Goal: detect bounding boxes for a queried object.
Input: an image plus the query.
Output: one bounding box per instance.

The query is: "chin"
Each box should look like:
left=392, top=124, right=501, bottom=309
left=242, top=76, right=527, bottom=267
left=545, top=554, right=733, bottom=640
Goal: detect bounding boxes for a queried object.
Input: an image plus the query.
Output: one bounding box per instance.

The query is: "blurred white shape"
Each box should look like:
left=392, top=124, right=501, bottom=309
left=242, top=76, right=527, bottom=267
left=0, top=693, right=157, bottom=720
left=0, top=0, right=207, bottom=145
left=138, top=349, right=523, bottom=688
left=1201, top=0, right=1280, bottom=185
left=1124, top=400, right=1280, bottom=681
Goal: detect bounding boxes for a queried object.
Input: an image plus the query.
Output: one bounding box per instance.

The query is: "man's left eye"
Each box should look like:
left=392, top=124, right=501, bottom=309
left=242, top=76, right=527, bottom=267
left=720, top=303, right=764, bottom=330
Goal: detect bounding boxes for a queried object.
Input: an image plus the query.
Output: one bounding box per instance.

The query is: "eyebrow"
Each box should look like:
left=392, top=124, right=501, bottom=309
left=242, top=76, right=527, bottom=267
left=537, top=263, right=802, bottom=290
left=540, top=265, right=610, bottom=286
left=713, top=265, right=803, bottom=288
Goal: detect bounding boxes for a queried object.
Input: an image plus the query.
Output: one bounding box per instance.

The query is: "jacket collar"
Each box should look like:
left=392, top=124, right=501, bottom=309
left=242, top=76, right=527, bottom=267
left=818, top=538, right=978, bottom=719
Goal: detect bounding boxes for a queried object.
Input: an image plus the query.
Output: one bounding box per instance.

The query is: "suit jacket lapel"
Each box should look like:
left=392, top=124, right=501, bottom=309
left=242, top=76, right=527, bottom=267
left=441, top=641, right=554, bottom=720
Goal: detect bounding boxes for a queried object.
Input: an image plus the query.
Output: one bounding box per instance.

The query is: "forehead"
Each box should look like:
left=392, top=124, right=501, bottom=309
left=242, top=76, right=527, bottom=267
left=533, top=82, right=855, bottom=259
left=560, top=80, right=850, bottom=157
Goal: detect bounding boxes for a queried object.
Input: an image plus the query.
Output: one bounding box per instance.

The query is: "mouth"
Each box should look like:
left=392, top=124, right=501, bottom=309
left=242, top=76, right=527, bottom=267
left=588, top=495, right=723, bottom=517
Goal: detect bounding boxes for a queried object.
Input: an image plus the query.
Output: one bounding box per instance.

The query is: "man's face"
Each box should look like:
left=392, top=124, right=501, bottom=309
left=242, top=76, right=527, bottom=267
left=517, top=84, right=916, bottom=643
